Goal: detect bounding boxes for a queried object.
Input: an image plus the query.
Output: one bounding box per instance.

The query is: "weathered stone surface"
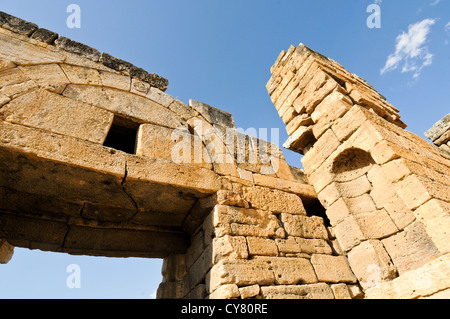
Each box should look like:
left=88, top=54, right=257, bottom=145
left=260, top=283, right=334, bottom=299
left=207, top=259, right=275, bottom=293
left=0, top=11, right=38, bottom=36
left=99, top=52, right=168, bottom=91
left=55, top=36, right=101, bottom=62
left=311, top=254, right=357, bottom=283
left=347, top=240, right=398, bottom=290
left=425, top=113, right=450, bottom=142
left=382, top=222, right=441, bottom=275
left=280, top=214, right=328, bottom=239
left=60, top=64, right=102, bottom=86
left=246, top=237, right=278, bottom=256
left=19, top=63, right=70, bottom=93
left=206, top=205, right=283, bottom=238
left=0, top=239, right=14, bottom=264
left=260, top=257, right=318, bottom=285
left=209, top=284, right=240, bottom=299
left=243, top=186, right=306, bottom=215
left=30, top=28, right=58, bottom=44
left=62, top=85, right=184, bottom=129
left=239, top=284, right=260, bottom=299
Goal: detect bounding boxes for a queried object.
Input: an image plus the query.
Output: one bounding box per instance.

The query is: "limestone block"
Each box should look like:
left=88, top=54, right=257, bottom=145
left=130, top=78, right=150, bottom=96
left=281, top=106, right=297, bottom=124
left=0, top=57, right=16, bottom=72
left=207, top=259, right=275, bottom=293
left=344, top=194, right=377, bottom=214
left=62, top=85, right=184, bottom=129
left=326, top=198, right=350, bottom=226
left=136, top=124, right=175, bottom=161
left=277, top=86, right=302, bottom=119
left=168, top=100, right=199, bottom=121
left=295, top=238, right=333, bottom=255
left=147, top=87, right=174, bottom=107
left=302, top=129, right=341, bottom=173
left=55, top=36, right=101, bottom=62
left=317, top=183, right=341, bottom=209
left=99, top=71, right=131, bottom=91
left=425, top=113, right=450, bottom=142
left=239, top=284, right=260, bottom=299
left=283, top=125, right=315, bottom=153
left=286, top=113, right=314, bottom=136
left=331, top=284, right=352, bottom=299
left=311, top=254, right=357, bottom=283
left=125, top=155, right=219, bottom=194
left=382, top=221, right=441, bottom=275
left=280, top=214, right=328, bottom=239
left=354, top=209, right=399, bottom=239
left=333, top=216, right=365, bottom=252
left=371, top=254, right=450, bottom=299
left=188, top=244, right=213, bottom=289
left=0, top=79, right=38, bottom=99
left=252, top=173, right=317, bottom=199
left=60, top=64, right=102, bottom=86
left=414, top=199, right=450, bottom=222
left=209, top=284, right=240, bottom=299
left=337, top=175, right=372, bottom=199
left=19, top=64, right=70, bottom=93
left=246, top=237, right=279, bottom=256
left=189, top=99, right=235, bottom=129
left=423, top=215, right=450, bottom=254
left=331, top=105, right=368, bottom=142
left=161, top=254, right=187, bottom=282
left=0, top=120, right=127, bottom=177
left=207, top=205, right=282, bottom=239
left=0, top=239, right=14, bottom=264
left=260, top=283, right=334, bottom=299
left=275, top=237, right=332, bottom=255
left=243, top=186, right=306, bottom=215
left=311, top=91, right=353, bottom=139
left=347, top=240, right=398, bottom=290
left=395, top=175, right=434, bottom=210
left=0, top=94, right=10, bottom=107
left=275, top=237, right=301, bottom=254
left=0, top=31, right=65, bottom=65
left=30, top=28, right=58, bottom=44
left=259, top=257, right=318, bottom=285
left=0, top=67, right=28, bottom=87
left=0, top=89, right=114, bottom=144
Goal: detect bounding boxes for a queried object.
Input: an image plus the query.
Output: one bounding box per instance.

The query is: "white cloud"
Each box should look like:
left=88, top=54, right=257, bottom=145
left=430, top=0, right=441, bottom=6
left=446, top=21, right=450, bottom=32
left=381, top=18, right=436, bottom=79
left=374, top=0, right=382, bottom=4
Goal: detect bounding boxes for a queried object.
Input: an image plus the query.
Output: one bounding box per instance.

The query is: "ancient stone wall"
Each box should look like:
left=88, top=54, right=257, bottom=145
left=1, top=11, right=449, bottom=299
left=426, top=114, right=450, bottom=155
left=267, top=44, right=450, bottom=299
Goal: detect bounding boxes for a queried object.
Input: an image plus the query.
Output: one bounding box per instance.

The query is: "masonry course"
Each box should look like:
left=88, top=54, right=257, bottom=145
left=0, top=12, right=449, bottom=299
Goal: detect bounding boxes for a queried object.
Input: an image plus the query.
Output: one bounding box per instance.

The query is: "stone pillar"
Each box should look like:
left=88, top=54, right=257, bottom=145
left=267, top=44, right=450, bottom=298
left=0, top=239, right=14, bottom=264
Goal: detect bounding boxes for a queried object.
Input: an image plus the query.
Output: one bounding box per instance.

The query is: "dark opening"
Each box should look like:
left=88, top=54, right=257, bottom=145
left=103, top=117, right=139, bottom=154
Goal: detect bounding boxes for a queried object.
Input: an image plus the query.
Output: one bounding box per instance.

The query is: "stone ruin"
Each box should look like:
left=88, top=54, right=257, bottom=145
left=0, top=11, right=449, bottom=299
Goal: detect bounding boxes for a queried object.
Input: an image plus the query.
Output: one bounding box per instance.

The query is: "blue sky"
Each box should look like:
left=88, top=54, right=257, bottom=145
left=0, top=0, right=449, bottom=299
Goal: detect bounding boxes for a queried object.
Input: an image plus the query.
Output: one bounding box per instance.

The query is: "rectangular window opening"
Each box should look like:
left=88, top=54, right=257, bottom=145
left=103, top=116, right=140, bottom=154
